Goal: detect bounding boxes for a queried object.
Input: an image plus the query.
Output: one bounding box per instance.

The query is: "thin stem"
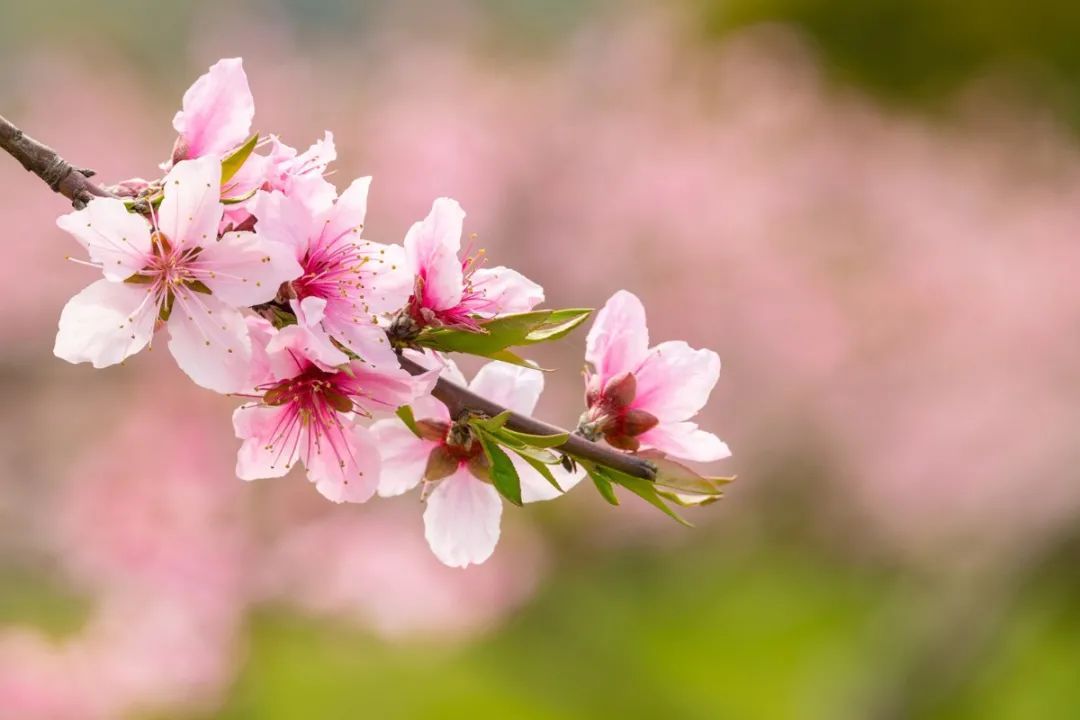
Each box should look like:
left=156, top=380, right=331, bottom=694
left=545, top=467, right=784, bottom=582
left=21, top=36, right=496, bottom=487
left=0, top=114, right=657, bottom=482
left=398, top=356, right=657, bottom=480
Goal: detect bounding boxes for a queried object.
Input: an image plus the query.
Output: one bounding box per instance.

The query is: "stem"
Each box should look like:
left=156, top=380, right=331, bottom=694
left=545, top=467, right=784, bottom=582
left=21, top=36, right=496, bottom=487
left=399, top=356, right=656, bottom=480
left=0, top=113, right=112, bottom=208
left=0, top=113, right=657, bottom=482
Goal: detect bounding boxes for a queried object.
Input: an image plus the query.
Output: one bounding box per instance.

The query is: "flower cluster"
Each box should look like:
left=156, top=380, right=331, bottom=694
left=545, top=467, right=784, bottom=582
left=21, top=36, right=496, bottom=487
left=52, top=58, right=731, bottom=566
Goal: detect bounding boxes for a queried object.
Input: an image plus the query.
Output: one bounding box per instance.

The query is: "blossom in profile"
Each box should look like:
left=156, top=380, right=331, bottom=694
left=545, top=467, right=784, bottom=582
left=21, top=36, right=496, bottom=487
left=372, top=361, right=583, bottom=568
left=397, top=197, right=544, bottom=333
left=233, top=313, right=432, bottom=503
left=580, top=290, right=730, bottom=462
left=54, top=156, right=301, bottom=393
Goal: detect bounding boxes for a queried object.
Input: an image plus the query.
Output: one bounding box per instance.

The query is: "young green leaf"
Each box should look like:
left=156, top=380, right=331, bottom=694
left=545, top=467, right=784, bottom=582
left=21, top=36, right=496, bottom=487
left=470, top=410, right=512, bottom=433
left=500, top=428, right=570, bottom=449
left=221, top=133, right=260, bottom=185
left=396, top=405, right=421, bottom=438
left=476, top=430, right=522, bottom=506
left=514, top=450, right=564, bottom=493
left=595, top=465, right=693, bottom=527
left=524, top=308, right=592, bottom=343
left=637, top=450, right=734, bottom=497
left=585, top=464, right=620, bottom=506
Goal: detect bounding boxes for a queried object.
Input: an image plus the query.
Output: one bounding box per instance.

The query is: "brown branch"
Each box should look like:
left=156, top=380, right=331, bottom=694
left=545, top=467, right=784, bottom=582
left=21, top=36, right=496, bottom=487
left=399, top=356, right=656, bottom=480
left=0, top=113, right=113, bottom=208
left=0, top=113, right=657, bottom=482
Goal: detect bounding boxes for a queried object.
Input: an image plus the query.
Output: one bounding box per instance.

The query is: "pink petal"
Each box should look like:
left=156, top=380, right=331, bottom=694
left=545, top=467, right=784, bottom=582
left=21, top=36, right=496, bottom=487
left=468, top=362, right=543, bottom=415
left=56, top=198, right=152, bottom=281
left=195, top=231, right=302, bottom=306
left=342, top=362, right=435, bottom=415
left=468, top=266, right=545, bottom=315
left=158, top=158, right=225, bottom=251
left=403, top=197, right=465, bottom=311
left=423, top=467, right=502, bottom=568
left=166, top=293, right=252, bottom=393
left=371, top=420, right=437, bottom=497
left=245, top=315, right=276, bottom=388
left=632, top=341, right=721, bottom=422
left=306, top=423, right=381, bottom=504
left=511, top=453, right=585, bottom=503
left=54, top=280, right=157, bottom=368
left=319, top=176, right=370, bottom=247
left=249, top=190, right=313, bottom=260
left=171, top=58, right=254, bottom=161
left=233, top=404, right=295, bottom=480
left=329, top=321, right=398, bottom=367
left=585, top=290, right=650, bottom=387
left=359, top=242, right=412, bottom=315
left=638, top=422, right=731, bottom=463
left=266, top=323, right=348, bottom=374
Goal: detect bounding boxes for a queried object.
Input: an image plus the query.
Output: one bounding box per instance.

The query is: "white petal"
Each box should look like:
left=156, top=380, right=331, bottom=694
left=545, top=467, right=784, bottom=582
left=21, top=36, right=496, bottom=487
left=469, top=361, right=544, bottom=415
left=423, top=468, right=502, bottom=568
left=320, top=176, right=370, bottom=245
left=638, top=422, right=731, bottom=463
left=158, top=157, right=225, bottom=251
left=468, top=266, right=545, bottom=315
left=512, top=453, right=586, bottom=503
left=56, top=198, right=152, bottom=281
left=167, top=293, right=252, bottom=393
left=54, top=280, right=157, bottom=368
left=371, top=420, right=436, bottom=497
left=195, top=231, right=302, bottom=306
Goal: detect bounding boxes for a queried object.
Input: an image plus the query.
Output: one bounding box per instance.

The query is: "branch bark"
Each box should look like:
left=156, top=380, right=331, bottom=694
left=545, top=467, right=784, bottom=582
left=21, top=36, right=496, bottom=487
left=0, top=113, right=657, bottom=482
left=0, top=113, right=112, bottom=208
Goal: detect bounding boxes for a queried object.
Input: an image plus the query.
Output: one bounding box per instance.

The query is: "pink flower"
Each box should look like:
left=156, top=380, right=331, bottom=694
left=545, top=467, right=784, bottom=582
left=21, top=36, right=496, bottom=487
left=252, top=178, right=409, bottom=364
left=233, top=318, right=432, bottom=503
left=581, top=290, right=730, bottom=462
left=371, top=361, right=582, bottom=568
left=168, top=58, right=254, bottom=166
left=400, top=197, right=544, bottom=332
left=262, top=132, right=339, bottom=210
left=54, top=157, right=302, bottom=393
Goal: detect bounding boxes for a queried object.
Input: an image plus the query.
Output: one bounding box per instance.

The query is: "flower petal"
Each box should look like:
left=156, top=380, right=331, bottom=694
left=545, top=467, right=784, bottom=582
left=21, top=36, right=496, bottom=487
left=195, top=231, right=302, bottom=306
left=166, top=293, right=252, bottom=393
left=468, top=361, right=543, bottom=415
left=330, top=321, right=398, bottom=367
left=320, top=176, right=370, bottom=247
left=306, top=422, right=381, bottom=504
left=638, top=422, right=731, bottom=463
left=158, top=157, right=225, bottom=251
left=371, top=420, right=436, bottom=497
left=404, top=197, right=465, bottom=311
left=233, top=404, right=296, bottom=480
left=340, top=362, right=435, bottom=415
left=632, top=341, right=721, bottom=422
left=585, top=290, right=650, bottom=387
left=468, top=266, right=545, bottom=315
left=54, top=280, right=157, bottom=368
left=56, top=199, right=152, bottom=281
left=423, top=468, right=502, bottom=568
left=172, top=57, right=254, bottom=161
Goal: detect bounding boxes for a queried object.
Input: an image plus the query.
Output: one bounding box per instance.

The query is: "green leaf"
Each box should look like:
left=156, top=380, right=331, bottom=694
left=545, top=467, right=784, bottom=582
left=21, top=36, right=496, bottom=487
left=221, top=133, right=260, bottom=185
left=476, top=430, right=522, bottom=506
left=470, top=410, right=512, bottom=433
left=524, top=308, right=592, bottom=343
left=637, top=450, right=734, bottom=498
left=593, top=464, right=693, bottom=527
left=221, top=186, right=259, bottom=205
left=585, top=465, right=620, bottom=506
left=415, top=308, right=592, bottom=362
left=514, top=450, right=563, bottom=493
left=656, top=488, right=724, bottom=507
left=500, top=428, right=570, bottom=449
left=396, top=406, right=421, bottom=438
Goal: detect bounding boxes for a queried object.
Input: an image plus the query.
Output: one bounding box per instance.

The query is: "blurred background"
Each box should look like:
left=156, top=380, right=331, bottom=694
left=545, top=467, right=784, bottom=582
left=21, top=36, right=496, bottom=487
left=2, top=0, right=1080, bottom=717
